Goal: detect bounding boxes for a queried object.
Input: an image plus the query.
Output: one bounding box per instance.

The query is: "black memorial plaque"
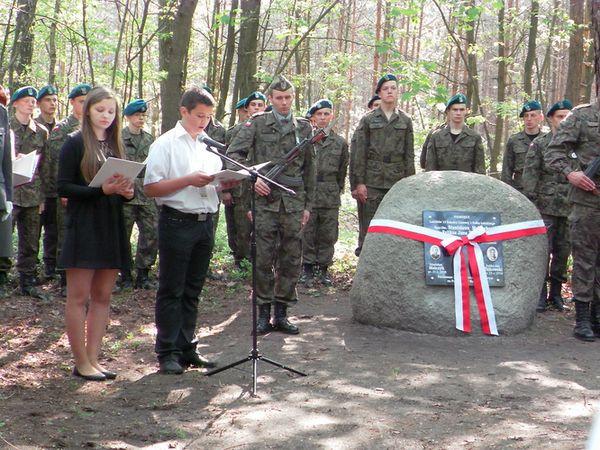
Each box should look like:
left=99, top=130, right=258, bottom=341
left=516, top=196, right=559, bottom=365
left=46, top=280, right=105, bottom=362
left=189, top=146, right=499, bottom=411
left=423, top=210, right=505, bottom=286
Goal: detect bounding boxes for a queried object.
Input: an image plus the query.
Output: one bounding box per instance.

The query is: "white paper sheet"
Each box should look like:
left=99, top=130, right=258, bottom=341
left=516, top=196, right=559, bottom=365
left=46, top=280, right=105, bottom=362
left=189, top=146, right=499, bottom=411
left=89, top=157, right=146, bottom=187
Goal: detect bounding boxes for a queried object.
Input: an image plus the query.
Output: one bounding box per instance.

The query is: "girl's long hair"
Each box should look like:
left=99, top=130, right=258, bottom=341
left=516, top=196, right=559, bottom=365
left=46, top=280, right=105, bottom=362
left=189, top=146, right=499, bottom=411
left=80, top=86, right=125, bottom=183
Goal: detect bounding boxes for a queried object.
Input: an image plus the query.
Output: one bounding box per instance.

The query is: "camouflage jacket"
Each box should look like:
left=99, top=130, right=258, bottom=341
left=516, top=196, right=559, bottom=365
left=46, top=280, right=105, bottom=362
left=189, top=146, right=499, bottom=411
left=225, top=122, right=246, bottom=197
left=35, top=116, right=55, bottom=137
left=205, top=118, right=227, bottom=152
left=10, top=115, right=48, bottom=207
left=425, top=125, right=486, bottom=174
left=313, top=131, right=349, bottom=209
left=226, top=112, right=316, bottom=213
left=546, top=102, right=600, bottom=210
left=501, top=131, right=540, bottom=192
left=522, top=132, right=571, bottom=217
left=420, top=122, right=445, bottom=169
left=350, top=107, right=415, bottom=190
left=122, top=127, right=154, bottom=206
left=47, top=115, right=80, bottom=198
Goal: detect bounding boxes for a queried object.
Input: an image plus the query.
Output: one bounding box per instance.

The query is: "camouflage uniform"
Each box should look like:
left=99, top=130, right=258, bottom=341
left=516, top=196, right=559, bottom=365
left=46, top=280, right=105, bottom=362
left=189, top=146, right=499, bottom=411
left=420, top=123, right=445, bottom=170
left=10, top=116, right=48, bottom=277
left=350, top=107, right=415, bottom=253
left=425, top=125, right=486, bottom=173
left=205, top=118, right=227, bottom=241
left=545, top=103, right=600, bottom=340
left=502, top=131, right=540, bottom=192
left=227, top=111, right=315, bottom=307
left=122, top=127, right=158, bottom=273
left=302, top=131, right=348, bottom=267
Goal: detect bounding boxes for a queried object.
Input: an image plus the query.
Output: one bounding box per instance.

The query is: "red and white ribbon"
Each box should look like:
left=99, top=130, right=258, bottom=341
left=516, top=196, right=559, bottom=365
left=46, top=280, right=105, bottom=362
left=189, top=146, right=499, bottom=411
left=367, top=219, right=546, bottom=335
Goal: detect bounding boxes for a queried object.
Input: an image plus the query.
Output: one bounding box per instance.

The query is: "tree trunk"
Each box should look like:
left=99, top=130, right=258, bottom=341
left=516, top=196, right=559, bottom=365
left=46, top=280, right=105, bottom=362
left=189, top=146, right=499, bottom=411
left=233, top=0, right=261, bottom=105
left=111, top=0, right=130, bottom=89
left=7, top=0, right=38, bottom=90
left=593, top=0, right=600, bottom=98
left=137, top=0, right=151, bottom=98
left=219, top=0, right=239, bottom=125
left=47, top=0, right=61, bottom=84
left=523, top=0, right=539, bottom=97
left=0, top=0, right=17, bottom=83
left=565, top=0, right=587, bottom=103
left=81, top=0, right=95, bottom=84
left=492, top=0, right=507, bottom=175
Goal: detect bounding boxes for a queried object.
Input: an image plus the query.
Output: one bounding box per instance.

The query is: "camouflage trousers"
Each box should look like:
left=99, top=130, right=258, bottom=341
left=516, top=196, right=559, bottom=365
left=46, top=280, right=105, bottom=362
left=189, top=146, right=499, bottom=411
left=357, top=187, right=388, bottom=252
left=123, top=202, right=158, bottom=270
left=224, top=190, right=251, bottom=262
left=13, top=205, right=41, bottom=275
left=302, top=207, right=339, bottom=266
left=569, top=204, right=600, bottom=303
left=255, top=204, right=303, bottom=306
left=56, top=199, right=66, bottom=266
left=41, top=197, right=58, bottom=270
left=542, top=214, right=571, bottom=283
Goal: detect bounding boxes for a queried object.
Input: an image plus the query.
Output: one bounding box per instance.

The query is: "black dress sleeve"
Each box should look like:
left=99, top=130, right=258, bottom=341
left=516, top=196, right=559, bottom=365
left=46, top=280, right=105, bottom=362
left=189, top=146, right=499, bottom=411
left=57, top=133, right=104, bottom=199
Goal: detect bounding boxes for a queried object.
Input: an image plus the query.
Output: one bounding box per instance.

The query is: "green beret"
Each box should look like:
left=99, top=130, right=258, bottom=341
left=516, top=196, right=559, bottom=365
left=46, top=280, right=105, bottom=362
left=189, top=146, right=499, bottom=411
left=546, top=99, right=573, bottom=117
left=267, top=74, right=294, bottom=94
left=36, top=85, right=58, bottom=101
left=235, top=98, right=247, bottom=110
left=375, top=74, right=398, bottom=94
left=202, top=84, right=213, bottom=95
left=123, top=99, right=148, bottom=116
left=367, top=95, right=380, bottom=109
left=519, top=100, right=542, bottom=117
left=308, top=98, right=333, bottom=117
left=305, top=108, right=313, bottom=119
left=10, top=86, right=37, bottom=103
left=244, top=91, right=267, bottom=108
left=445, top=93, right=468, bottom=110
left=68, top=83, right=92, bottom=99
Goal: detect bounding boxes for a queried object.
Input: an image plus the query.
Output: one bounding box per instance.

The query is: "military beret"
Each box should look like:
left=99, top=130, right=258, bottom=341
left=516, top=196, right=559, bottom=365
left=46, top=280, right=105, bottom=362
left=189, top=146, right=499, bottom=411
left=519, top=100, right=542, bottom=117
left=267, top=74, right=294, bottom=94
left=546, top=99, right=573, bottom=117
left=235, top=98, right=247, bottom=110
left=367, top=95, right=380, bottom=109
left=10, top=86, right=37, bottom=103
left=123, top=99, right=148, bottom=116
left=202, top=84, right=213, bottom=95
left=244, top=91, right=267, bottom=108
left=308, top=99, right=333, bottom=117
left=375, top=74, right=398, bottom=94
left=36, top=85, right=58, bottom=101
left=445, top=93, right=468, bottom=110
left=305, top=108, right=312, bottom=119
left=68, top=83, right=92, bottom=99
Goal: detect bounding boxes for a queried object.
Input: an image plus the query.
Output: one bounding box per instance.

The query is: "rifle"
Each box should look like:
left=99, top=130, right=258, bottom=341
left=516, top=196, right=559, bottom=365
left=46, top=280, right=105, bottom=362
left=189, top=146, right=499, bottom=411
left=584, top=155, right=600, bottom=195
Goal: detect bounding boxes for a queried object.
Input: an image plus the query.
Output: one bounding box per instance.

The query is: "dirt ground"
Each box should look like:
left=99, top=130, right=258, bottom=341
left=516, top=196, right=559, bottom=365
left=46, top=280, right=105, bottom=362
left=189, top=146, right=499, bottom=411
left=1, top=274, right=598, bottom=450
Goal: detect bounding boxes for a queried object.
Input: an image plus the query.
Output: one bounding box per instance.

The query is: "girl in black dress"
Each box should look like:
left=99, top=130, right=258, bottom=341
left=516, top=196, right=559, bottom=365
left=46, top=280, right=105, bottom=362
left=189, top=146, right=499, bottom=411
left=58, top=87, right=133, bottom=381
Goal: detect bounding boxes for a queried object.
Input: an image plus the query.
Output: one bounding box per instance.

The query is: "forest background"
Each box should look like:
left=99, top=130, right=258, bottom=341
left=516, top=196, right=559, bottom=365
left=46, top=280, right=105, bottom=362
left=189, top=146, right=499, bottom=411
left=0, top=0, right=595, bottom=173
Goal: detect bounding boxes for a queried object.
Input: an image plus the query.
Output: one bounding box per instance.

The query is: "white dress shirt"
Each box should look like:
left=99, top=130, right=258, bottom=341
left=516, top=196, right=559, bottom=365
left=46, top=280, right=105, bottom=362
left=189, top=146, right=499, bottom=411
left=144, top=121, right=222, bottom=214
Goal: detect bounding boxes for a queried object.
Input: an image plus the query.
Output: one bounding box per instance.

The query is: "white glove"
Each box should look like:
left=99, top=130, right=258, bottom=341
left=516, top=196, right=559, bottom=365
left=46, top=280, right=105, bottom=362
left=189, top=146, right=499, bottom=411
left=1, top=201, right=12, bottom=221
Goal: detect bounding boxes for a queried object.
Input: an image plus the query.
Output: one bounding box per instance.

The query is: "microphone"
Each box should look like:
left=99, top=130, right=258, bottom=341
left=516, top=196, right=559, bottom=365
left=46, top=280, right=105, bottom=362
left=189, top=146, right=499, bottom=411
left=199, top=134, right=227, bottom=151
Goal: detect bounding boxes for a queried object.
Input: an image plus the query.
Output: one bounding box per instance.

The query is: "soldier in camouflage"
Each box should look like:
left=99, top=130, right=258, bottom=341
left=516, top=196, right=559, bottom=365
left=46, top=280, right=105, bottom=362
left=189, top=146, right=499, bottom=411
left=546, top=100, right=600, bottom=342
left=227, top=74, right=315, bottom=335
left=300, top=99, right=349, bottom=286
left=425, top=94, right=485, bottom=173
left=121, top=99, right=157, bottom=290
left=9, top=87, right=49, bottom=298
left=502, top=100, right=544, bottom=192
left=523, top=100, right=573, bottom=313
left=350, top=74, right=415, bottom=256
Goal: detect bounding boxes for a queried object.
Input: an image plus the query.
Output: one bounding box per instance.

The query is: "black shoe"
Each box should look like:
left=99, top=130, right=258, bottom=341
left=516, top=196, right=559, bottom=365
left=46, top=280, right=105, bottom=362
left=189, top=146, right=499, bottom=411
left=256, top=303, right=273, bottom=335
left=548, top=280, right=566, bottom=311
left=100, top=370, right=117, bottom=380
left=299, top=264, right=314, bottom=286
left=44, top=266, right=57, bottom=280
left=318, top=265, right=333, bottom=286
left=354, top=247, right=362, bottom=257
left=273, top=302, right=299, bottom=334
left=0, top=272, right=10, bottom=298
left=159, top=358, right=184, bottom=374
left=180, top=351, right=217, bottom=369
left=20, top=274, right=51, bottom=300
left=573, top=300, right=595, bottom=342
left=72, top=367, right=107, bottom=382
left=536, top=282, right=548, bottom=312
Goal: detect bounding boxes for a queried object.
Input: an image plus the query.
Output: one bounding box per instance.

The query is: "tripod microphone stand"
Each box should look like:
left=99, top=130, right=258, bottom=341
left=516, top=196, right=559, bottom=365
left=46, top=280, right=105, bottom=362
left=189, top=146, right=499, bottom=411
left=202, top=142, right=307, bottom=396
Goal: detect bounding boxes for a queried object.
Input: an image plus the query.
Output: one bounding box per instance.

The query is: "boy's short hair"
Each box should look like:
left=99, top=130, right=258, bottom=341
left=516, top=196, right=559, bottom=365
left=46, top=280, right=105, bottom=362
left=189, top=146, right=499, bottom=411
left=180, top=86, right=215, bottom=110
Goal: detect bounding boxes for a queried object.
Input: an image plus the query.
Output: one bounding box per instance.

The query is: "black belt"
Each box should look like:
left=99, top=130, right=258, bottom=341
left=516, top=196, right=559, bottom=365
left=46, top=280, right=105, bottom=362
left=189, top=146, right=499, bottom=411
left=162, top=205, right=213, bottom=222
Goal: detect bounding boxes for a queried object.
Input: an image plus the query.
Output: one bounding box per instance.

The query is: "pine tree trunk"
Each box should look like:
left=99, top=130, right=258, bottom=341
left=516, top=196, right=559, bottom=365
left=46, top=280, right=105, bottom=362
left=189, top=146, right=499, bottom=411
left=523, top=0, right=539, bottom=96
left=565, top=0, right=587, bottom=103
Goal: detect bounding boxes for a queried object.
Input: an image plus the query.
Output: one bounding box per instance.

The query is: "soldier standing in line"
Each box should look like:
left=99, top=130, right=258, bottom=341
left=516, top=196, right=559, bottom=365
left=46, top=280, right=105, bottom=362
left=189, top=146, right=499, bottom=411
left=119, top=99, right=157, bottom=290
left=47, top=83, right=91, bottom=295
left=224, top=92, right=266, bottom=267
left=35, top=85, right=59, bottom=279
left=425, top=93, right=486, bottom=173
left=9, top=87, right=49, bottom=298
left=350, top=74, right=415, bottom=257
left=502, top=100, right=544, bottom=193
left=0, top=86, right=13, bottom=298
left=227, top=75, right=315, bottom=335
left=523, top=99, right=573, bottom=313
left=299, top=99, right=349, bottom=286
left=546, top=101, right=600, bottom=342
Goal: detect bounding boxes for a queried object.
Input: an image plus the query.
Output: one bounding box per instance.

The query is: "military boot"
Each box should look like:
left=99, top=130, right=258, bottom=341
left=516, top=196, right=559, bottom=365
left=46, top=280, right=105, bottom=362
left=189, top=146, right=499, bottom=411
left=135, top=268, right=155, bottom=290
left=118, top=270, right=133, bottom=291
left=573, top=299, right=595, bottom=342
left=548, top=280, right=566, bottom=311
left=20, top=273, right=49, bottom=300
left=0, top=271, right=10, bottom=298
left=59, top=271, right=67, bottom=297
left=256, top=303, right=273, bottom=335
left=44, top=264, right=57, bottom=281
left=536, top=282, right=548, bottom=312
left=273, top=302, right=299, bottom=334
left=591, top=302, right=600, bottom=337
left=318, top=265, right=333, bottom=286
left=299, top=264, right=314, bottom=286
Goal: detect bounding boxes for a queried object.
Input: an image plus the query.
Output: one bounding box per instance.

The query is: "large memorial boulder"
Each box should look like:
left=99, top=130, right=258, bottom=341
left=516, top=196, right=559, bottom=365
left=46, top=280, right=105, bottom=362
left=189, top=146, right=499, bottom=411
left=350, top=171, right=548, bottom=336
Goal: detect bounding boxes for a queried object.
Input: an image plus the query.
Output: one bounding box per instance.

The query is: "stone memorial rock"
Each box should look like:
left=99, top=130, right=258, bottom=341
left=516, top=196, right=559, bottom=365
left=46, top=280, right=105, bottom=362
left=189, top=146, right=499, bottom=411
left=350, top=171, right=548, bottom=336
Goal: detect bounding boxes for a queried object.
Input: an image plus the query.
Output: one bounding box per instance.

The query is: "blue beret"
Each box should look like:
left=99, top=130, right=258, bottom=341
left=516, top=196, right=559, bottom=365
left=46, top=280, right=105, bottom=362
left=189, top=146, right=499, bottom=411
left=10, top=86, right=37, bottom=103
left=36, top=85, right=58, bottom=100
left=308, top=98, right=333, bottom=117
left=235, top=98, right=247, bottom=109
left=375, top=74, right=398, bottom=94
left=244, top=91, right=267, bottom=108
left=446, top=93, right=468, bottom=110
left=367, top=95, right=380, bottom=109
left=68, top=83, right=92, bottom=99
left=123, top=99, right=148, bottom=116
left=519, top=100, right=542, bottom=117
left=305, top=109, right=312, bottom=119
left=546, top=99, right=573, bottom=117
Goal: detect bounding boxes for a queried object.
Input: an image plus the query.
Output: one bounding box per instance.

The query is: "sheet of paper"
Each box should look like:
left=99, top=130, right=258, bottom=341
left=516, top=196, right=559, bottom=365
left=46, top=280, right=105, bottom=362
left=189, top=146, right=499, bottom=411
left=12, top=152, right=40, bottom=187
left=89, top=157, right=146, bottom=188
left=208, top=161, right=271, bottom=186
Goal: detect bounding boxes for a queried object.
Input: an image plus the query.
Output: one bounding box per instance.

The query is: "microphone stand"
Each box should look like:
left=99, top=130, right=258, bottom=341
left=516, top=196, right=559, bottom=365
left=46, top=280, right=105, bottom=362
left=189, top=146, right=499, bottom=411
left=203, top=144, right=307, bottom=396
